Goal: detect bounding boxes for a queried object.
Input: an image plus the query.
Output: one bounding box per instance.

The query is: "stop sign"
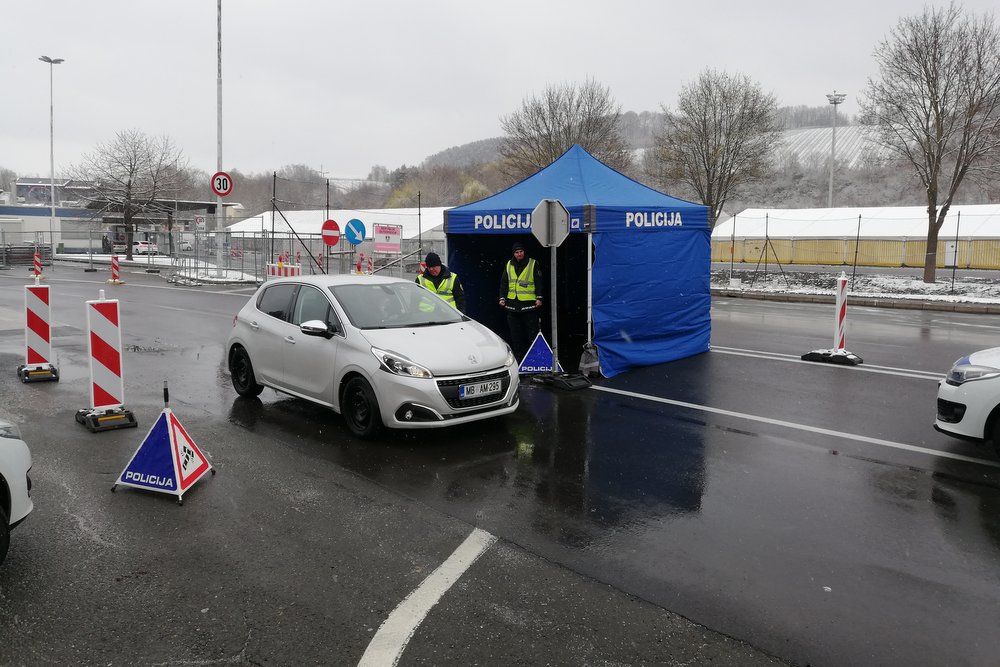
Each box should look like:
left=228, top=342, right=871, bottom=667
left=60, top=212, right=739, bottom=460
left=321, top=219, right=341, bottom=246
left=531, top=199, right=570, bottom=247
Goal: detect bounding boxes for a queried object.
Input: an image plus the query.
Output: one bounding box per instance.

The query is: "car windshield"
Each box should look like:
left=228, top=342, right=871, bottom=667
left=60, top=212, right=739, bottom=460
left=331, top=282, right=465, bottom=329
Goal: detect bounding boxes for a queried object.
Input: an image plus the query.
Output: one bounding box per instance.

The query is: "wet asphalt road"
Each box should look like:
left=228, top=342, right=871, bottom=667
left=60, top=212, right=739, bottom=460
left=1, top=265, right=999, bottom=666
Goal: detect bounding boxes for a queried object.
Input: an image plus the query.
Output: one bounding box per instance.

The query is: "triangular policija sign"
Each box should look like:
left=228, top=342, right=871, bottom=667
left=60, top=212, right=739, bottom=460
left=113, top=408, right=213, bottom=504
left=518, top=332, right=564, bottom=374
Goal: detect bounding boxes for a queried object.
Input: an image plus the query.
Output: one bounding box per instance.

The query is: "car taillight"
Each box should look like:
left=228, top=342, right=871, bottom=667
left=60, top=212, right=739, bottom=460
left=232, top=314, right=238, bottom=327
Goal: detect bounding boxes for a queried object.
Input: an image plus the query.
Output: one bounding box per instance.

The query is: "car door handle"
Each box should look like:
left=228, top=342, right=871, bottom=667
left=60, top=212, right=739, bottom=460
left=249, top=321, right=260, bottom=330
left=284, top=336, right=295, bottom=344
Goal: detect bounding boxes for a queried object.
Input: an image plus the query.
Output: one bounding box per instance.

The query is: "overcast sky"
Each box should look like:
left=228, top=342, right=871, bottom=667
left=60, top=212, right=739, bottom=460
left=3, top=0, right=997, bottom=182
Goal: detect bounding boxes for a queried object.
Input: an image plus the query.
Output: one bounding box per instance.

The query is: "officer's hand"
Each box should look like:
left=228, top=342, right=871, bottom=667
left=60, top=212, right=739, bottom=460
left=499, top=297, right=506, bottom=306
left=535, top=298, right=542, bottom=307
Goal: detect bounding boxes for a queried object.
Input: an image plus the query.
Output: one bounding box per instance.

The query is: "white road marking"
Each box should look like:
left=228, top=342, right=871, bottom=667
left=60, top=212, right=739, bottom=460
left=358, top=528, right=497, bottom=667
left=711, top=346, right=943, bottom=380
left=590, top=385, right=1000, bottom=469
left=0, top=274, right=251, bottom=296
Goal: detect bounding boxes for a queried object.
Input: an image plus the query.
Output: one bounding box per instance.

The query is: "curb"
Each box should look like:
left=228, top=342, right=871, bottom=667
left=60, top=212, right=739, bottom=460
left=710, top=288, right=1000, bottom=314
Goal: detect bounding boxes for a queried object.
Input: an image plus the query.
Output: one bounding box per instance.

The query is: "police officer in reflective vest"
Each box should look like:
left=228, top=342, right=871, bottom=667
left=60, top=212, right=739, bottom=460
left=499, top=241, right=544, bottom=362
left=416, top=252, right=465, bottom=312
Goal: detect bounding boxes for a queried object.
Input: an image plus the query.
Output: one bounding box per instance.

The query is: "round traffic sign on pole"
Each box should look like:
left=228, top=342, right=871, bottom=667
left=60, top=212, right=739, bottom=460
left=211, top=171, right=233, bottom=197
left=321, top=219, right=341, bottom=246
left=344, top=218, right=366, bottom=246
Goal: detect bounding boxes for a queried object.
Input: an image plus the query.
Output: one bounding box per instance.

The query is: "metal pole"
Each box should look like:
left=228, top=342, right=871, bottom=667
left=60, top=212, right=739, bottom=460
left=826, top=91, right=846, bottom=208
left=851, top=214, right=861, bottom=289
left=729, top=214, right=736, bottom=281
left=951, top=211, right=961, bottom=294
left=550, top=243, right=558, bottom=373
left=215, top=0, right=224, bottom=278
left=40, top=56, right=64, bottom=271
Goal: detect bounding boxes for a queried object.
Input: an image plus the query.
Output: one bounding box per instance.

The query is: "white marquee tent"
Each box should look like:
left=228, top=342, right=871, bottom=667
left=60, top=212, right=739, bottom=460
left=226, top=207, right=448, bottom=241
left=714, top=204, right=1000, bottom=240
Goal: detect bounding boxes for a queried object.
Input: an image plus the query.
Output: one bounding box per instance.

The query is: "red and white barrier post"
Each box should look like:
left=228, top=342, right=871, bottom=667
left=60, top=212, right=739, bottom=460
left=834, top=272, right=848, bottom=351
left=108, top=254, right=124, bottom=285
left=368, top=255, right=373, bottom=274
left=265, top=262, right=302, bottom=280
left=16, top=282, right=59, bottom=382
left=801, top=271, right=863, bottom=366
left=75, top=290, right=137, bottom=432
left=32, top=252, right=43, bottom=278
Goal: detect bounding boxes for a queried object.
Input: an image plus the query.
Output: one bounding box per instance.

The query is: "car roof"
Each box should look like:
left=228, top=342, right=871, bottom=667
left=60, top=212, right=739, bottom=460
left=262, top=274, right=412, bottom=289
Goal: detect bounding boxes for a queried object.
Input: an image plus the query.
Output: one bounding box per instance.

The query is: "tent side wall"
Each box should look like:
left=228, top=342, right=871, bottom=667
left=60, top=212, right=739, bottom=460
left=593, top=225, right=711, bottom=376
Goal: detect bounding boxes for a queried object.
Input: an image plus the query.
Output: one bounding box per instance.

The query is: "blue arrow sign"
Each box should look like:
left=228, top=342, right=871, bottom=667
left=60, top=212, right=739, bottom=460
left=344, top=218, right=366, bottom=246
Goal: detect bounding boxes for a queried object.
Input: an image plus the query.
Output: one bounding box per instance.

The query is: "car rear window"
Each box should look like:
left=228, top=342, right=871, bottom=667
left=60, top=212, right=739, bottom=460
left=256, top=284, right=297, bottom=321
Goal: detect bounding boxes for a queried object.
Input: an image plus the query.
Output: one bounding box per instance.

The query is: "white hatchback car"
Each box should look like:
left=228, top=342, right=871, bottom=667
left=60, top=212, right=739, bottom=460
left=935, top=347, right=1000, bottom=455
left=0, top=419, right=33, bottom=565
left=226, top=274, right=520, bottom=439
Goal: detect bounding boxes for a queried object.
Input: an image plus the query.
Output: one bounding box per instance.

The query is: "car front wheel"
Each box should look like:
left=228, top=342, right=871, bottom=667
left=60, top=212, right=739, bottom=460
left=991, top=415, right=1000, bottom=459
left=230, top=346, right=264, bottom=397
left=342, top=377, right=383, bottom=439
left=0, top=506, right=10, bottom=565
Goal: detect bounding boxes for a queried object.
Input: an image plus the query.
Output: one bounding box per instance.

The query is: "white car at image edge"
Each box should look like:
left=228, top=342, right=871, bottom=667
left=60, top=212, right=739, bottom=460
left=935, top=346, right=1000, bottom=456
left=0, top=419, right=33, bottom=565
left=225, top=274, right=520, bottom=439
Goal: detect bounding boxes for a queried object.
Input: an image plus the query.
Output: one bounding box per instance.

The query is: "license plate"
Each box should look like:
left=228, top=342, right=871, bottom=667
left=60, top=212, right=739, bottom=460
left=459, top=379, right=502, bottom=399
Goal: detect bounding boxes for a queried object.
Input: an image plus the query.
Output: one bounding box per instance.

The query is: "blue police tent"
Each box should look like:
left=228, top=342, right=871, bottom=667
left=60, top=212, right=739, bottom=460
left=444, top=144, right=710, bottom=377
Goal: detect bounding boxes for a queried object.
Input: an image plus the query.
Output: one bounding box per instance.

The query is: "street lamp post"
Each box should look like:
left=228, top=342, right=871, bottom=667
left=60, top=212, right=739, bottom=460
left=39, top=55, right=64, bottom=267
left=215, top=0, right=224, bottom=278
left=826, top=90, right=847, bottom=208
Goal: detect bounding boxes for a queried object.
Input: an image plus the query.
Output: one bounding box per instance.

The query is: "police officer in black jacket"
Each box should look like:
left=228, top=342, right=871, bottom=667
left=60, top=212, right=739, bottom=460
left=498, top=242, right=543, bottom=361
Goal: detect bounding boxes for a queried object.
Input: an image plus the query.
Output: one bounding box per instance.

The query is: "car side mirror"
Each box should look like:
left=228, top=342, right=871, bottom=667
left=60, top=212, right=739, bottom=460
left=300, top=320, right=335, bottom=339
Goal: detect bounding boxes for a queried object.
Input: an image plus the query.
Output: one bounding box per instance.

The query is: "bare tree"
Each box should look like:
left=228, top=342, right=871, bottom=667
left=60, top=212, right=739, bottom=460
left=0, top=166, right=16, bottom=196
left=71, top=129, right=187, bottom=260
left=650, top=69, right=783, bottom=228
left=860, top=3, right=1000, bottom=282
left=498, top=79, right=632, bottom=181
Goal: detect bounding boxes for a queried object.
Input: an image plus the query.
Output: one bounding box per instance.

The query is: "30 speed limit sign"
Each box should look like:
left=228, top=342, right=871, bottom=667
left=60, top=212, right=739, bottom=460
left=211, top=171, right=233, bottom=197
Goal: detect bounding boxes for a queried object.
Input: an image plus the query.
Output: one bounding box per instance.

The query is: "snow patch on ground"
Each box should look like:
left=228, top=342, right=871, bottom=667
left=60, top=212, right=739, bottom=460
left=711, top=270, right=1000, bottom=304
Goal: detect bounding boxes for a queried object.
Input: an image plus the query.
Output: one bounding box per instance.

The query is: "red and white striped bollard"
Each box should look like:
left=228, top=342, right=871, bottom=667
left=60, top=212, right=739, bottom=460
left=33, top=252, right=42, bottom=277
left=834, top=271, right=848, bottom=351
left=76, top=290, right=137, bottom=431
left=108, top=255, right=123, bottom=284
left=16, top=283, right=59, bottom=382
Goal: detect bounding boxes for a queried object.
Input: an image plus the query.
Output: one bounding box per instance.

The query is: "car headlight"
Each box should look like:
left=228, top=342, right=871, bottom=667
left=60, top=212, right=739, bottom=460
left=506, top=346, right=516, bottom=367
left=372, top=347, right=432, bottom=378
left=946, top=364, right=1000, bottom=386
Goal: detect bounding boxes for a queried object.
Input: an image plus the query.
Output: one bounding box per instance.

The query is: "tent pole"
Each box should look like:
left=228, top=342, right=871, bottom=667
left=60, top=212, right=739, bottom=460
left=587, top=231, right=593, bottom=345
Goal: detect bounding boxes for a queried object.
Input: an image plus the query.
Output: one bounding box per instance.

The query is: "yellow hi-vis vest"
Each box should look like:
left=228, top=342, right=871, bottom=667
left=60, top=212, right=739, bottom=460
left=506, top=259, right=536, bottom=301
left=418, top=273, right=458, bottom=308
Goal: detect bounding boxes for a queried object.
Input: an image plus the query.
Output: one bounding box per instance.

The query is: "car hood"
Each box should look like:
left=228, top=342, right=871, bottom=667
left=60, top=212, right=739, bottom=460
left=965, top=347, right=1000, bottom=368
left=360, top=321, right=510, bottom=376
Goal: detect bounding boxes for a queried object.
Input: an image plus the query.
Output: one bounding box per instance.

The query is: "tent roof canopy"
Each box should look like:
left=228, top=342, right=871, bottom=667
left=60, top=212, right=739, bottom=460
left=446, top=144, right=707, bottom=232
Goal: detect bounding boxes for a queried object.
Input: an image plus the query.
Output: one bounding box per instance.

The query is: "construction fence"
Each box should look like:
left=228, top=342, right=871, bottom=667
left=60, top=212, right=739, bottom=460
left=0, top=228, right=445, bottom=283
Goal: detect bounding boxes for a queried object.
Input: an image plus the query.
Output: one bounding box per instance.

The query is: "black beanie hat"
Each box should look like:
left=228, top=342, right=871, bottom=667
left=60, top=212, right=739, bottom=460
left=511, top=242, right=525, bottom=253
left=425, top=252, right=442, bottom=267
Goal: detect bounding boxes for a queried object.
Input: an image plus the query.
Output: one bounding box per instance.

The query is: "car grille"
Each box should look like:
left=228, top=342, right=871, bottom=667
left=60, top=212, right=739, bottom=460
left=937, top=398, right=966, bottom=424
left=437, top=370, right=511, bottom=409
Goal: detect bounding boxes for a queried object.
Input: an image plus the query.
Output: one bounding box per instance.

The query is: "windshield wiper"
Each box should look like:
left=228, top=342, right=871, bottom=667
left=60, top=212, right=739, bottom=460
left=408, top=321, right=454, bottom=327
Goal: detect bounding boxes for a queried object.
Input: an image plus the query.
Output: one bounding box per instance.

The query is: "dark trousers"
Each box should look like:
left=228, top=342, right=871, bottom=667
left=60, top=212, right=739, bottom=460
left=507, top=306, right=540, bottom=362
